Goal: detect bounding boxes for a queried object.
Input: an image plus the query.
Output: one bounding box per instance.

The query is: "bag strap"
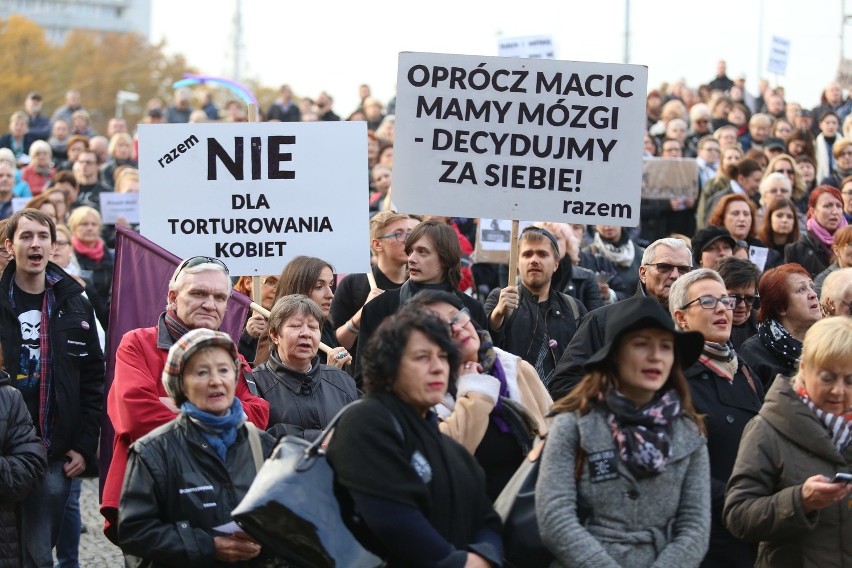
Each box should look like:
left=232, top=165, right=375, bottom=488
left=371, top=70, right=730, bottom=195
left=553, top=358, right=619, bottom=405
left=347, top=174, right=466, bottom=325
left=244, top=422, right=264, bottom=474
left=307, top=399, right=364, bottom=456
left=741, top=363, right=758, bottom=395
left=560, top=292, right=580, bottom=322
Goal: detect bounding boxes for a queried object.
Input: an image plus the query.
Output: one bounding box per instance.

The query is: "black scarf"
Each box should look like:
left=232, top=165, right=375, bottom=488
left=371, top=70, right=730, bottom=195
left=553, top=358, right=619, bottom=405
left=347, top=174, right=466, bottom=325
left=757, top=319, right=802, bottom=371
left=605, top=389, right=682, bottom=479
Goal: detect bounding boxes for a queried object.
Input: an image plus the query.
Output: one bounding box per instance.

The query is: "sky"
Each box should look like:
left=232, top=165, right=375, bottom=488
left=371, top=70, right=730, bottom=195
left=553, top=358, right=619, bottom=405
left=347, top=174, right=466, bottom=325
left=150, top=0, right=849, bottom=115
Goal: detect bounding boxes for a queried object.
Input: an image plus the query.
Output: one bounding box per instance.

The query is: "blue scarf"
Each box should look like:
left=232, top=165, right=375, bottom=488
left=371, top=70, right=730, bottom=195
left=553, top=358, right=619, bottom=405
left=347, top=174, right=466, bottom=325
left=181, top=398, right=246, bottom=463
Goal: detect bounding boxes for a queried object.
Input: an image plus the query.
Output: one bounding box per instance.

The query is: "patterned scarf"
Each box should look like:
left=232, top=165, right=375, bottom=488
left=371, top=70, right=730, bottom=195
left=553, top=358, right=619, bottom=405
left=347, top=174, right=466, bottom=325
left=698, top=341, right=738, bottom=382
left=164, top=310, right=191, bottom=342
left=757, top=319, right=802, bottom=372
left=605, top=389, right=682, bottom=478
left=182, top=397, right=246, bottom=463
left=797, top=386, right=851, bottom=453
left=592, top=231, right=636, bottom=267
left=7, top=271, right=60, bottom=448
left=477, top=329, right=511, bottom=433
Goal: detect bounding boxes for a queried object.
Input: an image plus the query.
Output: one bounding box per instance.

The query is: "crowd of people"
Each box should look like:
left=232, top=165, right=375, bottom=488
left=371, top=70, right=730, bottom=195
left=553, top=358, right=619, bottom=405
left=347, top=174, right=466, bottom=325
left=0, top=59, right=850, bottom=568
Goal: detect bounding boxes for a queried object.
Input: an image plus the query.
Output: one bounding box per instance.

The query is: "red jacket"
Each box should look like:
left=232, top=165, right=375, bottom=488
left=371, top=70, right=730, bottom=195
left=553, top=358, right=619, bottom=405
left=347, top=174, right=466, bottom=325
left=100, top=322, right=269, bottom=541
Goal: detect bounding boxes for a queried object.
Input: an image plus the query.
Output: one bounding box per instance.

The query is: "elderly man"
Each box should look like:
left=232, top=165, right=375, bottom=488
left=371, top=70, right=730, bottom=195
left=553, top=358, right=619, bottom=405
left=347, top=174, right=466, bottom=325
left=100, top=256, right=269, bottom=542
left=0, top=162, right=14, bottom=220
left=50, top=90, right=84, bottom=129
left=548, top=237, right=692, bottom=398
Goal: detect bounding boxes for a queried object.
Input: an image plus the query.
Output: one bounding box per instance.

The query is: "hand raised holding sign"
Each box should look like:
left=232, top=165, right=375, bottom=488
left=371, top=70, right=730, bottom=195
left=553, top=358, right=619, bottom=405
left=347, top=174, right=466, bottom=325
left=489, top=286, right=520, bottom=331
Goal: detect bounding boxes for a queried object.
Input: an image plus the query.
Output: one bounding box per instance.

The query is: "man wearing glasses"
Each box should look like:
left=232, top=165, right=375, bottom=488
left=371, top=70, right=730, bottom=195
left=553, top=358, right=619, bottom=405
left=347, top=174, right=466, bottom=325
left=101, top=256, right=270, bottom=543
left=548, top=237, right=693, bottom=399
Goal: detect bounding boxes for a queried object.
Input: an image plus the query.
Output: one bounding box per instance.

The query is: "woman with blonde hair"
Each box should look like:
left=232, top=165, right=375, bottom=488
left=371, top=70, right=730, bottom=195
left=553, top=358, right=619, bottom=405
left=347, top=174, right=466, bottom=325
left=68, top=206, right=112, bottom=328
left=724, top=316, right=852, bottom=567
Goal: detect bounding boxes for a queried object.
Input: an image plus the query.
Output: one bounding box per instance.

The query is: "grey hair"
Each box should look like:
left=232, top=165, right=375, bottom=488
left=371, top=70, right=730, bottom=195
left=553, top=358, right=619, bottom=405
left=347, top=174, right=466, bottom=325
left=268, top=294, right=324, bottom=336
left=642, top=237, right=693, bottom=266
left=759, top=172, right=792, bottom=197
left=820, top=267, right=852, bottom=306
left=166, top=262, right=232, bottom=309
left=668, top=268, right=725, bottom=328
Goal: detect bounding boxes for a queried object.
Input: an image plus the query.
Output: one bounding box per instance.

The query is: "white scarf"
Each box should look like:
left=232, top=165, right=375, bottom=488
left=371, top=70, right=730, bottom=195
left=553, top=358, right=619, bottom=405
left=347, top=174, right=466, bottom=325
left=592, top=232, right=636, bottom=267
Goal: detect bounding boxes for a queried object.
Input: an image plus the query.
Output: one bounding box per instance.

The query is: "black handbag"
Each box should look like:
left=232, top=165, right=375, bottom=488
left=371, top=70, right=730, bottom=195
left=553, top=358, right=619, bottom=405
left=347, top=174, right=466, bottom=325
left=231, top=401, right=383, bottom=568
left=493, top=435, right=588, bottom=568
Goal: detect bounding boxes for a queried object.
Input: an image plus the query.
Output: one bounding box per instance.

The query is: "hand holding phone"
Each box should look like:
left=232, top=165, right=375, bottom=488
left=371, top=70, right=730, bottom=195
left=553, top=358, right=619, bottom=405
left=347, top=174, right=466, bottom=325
left=831, top=472, right=852, bottom=484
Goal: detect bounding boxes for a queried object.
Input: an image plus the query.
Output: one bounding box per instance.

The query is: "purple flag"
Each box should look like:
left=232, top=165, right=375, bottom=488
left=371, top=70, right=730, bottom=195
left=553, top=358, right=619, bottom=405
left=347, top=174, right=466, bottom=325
left=99, top=225, right=250, bottom=495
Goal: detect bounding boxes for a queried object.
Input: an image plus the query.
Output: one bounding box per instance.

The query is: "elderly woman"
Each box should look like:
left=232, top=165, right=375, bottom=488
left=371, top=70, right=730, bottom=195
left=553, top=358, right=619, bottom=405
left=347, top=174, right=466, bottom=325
left=716, top=257, right=762, bottom=351
left=842, top=175, right=852, bottom=224
left=118, top=329, right=276, bottom=567
left=537, top=296, right=710, bottom=567
left=588, top=224, right=644, bottom=296
left=410, top=290, right=552, bottom=500
left=100, top=132, right=137, bottom=189
left=739, top=264, right=823, bottom=390
left=820, top=267, right=852, bottom=317
left=724, top=317, right=852, bottom=567
left=755, top=172, right=793, bottom=228
left=814, top=225, right=852, bottom=295
left=68, top=206, right=113, bottom=328
left=20, top=140, right=54, bottom=196
left=253, top=256, right=349, bottom=369
left=764, top=154, right=808, bottom=208
left=326, top=309, right=503, bottom=567
left=785, top=185, right=848, bottom=277
left=252, top=295, right=358, bottom=441
left=669, top=269, right=765, bottom=568
left=820, top=137, right=852, bottom=189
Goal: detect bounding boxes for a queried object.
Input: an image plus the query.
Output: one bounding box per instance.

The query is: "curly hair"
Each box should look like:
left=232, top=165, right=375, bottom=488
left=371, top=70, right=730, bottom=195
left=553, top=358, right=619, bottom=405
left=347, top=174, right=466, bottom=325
left=361, top=306, right=460, bottom=397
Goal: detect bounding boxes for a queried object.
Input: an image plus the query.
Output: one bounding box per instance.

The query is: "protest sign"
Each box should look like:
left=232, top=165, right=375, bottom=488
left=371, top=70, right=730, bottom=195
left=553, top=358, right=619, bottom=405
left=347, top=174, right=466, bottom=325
left=641, top=158, right=699, bottom=200
left=474, top=218, right=534, bottom=263
left=11, top=197, right=29, bottom=213
left=394, top=52, right=648, bottom=227
left=100, top=192, right=139, bottom=224
left=498, top=35, right=555, bottom=59
left=139, top=122, right=369, bottom=276
left=767, top=36, right=791, bottom=76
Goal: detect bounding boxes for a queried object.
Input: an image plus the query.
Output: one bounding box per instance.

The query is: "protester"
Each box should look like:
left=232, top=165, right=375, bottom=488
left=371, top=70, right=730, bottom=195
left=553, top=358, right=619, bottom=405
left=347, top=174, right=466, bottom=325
left=118, top=329, right=276, bottom=567
left=757, top=197, right=801, bottom=260
left=586, top=224, right=644, bottom=295
left=232, top=274, right=277, bottom=362
left=724, top=316, right=852, bottom=567
left=252, top=295, right=358, bottom=441
left=699, top=157, right=761, bottom=229
left=0, top=111, right=41, bottom=162
left=716, top=257, right=762, bottom=351
left=326, top=309, right=503, bottom=567
left=99, top=133, right=137, bottom=189
left=101, top=256, right=269, bottom=543
left=739, top=264, right=822, bottom=390
left=411, top=290, right=552, bottom=499
left=485, top=226, right=587, bottom=385
left=820, top=267, right=852, bottom=317
left=755, top=172, right=793, bottom=226
left=669, top=268, right=764, bottom=568
left=538, top=296, right=709, bottom=567
left=67, top=206, right=112, bottom=329
left=814, top=224, right=852, bottom=294
left=691, top=226, right=736, bottom=269
left=815, top=112, right=841, bottom=183
left=537, top=221, right=607, bottom=307
left=20, top=140, right=54, bottom=196
left=785, top=185, right=848, bottom=276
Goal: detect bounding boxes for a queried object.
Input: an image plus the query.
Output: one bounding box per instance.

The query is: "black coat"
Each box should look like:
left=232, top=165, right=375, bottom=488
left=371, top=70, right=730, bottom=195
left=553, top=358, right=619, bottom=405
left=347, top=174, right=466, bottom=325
left=0, top=374, right=47, bottom=568
left=118, top=415, right=276, bottom=567
left=0, top=261, right=104, bottom=466
left=76, top=248, right=114, bottom=329
left=737, top=333, right=797, bottom=390
left=484, top=284, right=586, bottom=387
left=253, top=354, right=359, bottom=441
left=555, top=261, right=603, bottom=311
left=685, top=360, right=763, bottom=568
left=785, top=231, right=831, bottom=277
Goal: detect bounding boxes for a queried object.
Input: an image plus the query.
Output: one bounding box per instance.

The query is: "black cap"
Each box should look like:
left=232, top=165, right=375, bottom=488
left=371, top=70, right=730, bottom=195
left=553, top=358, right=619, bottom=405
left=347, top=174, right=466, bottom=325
left=27, top=92, right=42, bottom=100
left=691, top=226, right=736, bottom=265
left=584, top=296, right=704, bottom=371
left=797, top=108, right=812, bottom=118
left=765, top=137, right=785, bottom=151
left=148, top=108, right=163, bottom=118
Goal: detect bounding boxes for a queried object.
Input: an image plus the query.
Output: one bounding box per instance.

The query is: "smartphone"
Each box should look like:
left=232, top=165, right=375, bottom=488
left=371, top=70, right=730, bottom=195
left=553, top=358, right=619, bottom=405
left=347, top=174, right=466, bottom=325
left=832, top=472, right=852, bottom=484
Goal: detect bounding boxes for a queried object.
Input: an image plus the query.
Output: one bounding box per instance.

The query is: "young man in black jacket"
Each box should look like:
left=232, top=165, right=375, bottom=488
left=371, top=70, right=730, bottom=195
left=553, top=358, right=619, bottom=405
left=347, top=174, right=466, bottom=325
left=0, top=209, right=104, bottom=567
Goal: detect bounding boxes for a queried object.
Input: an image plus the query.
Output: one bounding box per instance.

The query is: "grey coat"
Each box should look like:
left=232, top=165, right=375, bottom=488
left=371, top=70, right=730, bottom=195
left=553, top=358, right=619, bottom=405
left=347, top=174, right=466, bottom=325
left=536, top=405, right=711, bottom=568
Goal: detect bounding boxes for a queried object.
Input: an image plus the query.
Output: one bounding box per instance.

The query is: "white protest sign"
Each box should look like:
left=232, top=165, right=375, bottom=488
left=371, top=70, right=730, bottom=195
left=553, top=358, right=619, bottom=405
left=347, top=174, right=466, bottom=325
left=139, top=122, right=369, bottom=276
left=474, top=219, right=534, bottom=264
left=749, top=246, right=769, bottom=272
left=498, top=35, right=555, bottom=59
left=767, top=36, right=790, bottom=76
left=641, top=158, right=699, bottom=200
left=100, top=192, right=139, bottom=224
left=394, top=52, right=648, bottom=227
left=11, top=197, right=29, bottom=213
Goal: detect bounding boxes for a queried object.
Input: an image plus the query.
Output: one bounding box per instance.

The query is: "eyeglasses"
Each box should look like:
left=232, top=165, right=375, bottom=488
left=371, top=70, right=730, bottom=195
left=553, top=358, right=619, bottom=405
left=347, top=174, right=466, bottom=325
left=680, top=294, right=737, bottom=310
left=448, top=308, right=471, bottom=331
left=174, top=256, right=229, bottom=279
left=379, top=231, right=410, bottom=243
left=645, top=262, right=692, bottom=275
left=729, top=293, right=759, bottom=307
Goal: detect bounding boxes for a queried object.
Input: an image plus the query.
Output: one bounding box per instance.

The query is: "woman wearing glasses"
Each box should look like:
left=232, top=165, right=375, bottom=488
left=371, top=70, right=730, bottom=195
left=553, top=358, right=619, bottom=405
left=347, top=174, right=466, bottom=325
left=669, top=269, right=764, bottom=568
left=739, top=264, right=823, bottom=391
left=409, top=290, right=552, bottom=500
left=819, top=138, right=852, bottom=189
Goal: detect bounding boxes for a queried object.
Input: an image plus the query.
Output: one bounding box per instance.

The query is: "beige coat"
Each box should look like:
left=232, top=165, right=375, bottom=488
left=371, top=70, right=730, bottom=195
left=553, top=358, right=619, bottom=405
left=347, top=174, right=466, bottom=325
left=436, top=347, right=552, bottom=453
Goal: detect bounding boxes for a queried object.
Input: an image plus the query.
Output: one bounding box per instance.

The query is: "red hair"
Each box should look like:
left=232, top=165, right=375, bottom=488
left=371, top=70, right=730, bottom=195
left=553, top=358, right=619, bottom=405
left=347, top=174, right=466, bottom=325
left=757, top=263, right=811, bottom=323
left=807, top=185, right=843, bottom=219
left=707, top=193, right=758, bottom=239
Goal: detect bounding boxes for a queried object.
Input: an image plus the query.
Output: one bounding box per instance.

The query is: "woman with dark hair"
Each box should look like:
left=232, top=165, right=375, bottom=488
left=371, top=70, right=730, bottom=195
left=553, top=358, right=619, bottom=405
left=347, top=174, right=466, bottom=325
left=253, top=255, right=349, bottom=368
left=252, top=295, right=358, bottom=441
left=785, top=128, right=817, bottom=162
left=725, top=317, right=852, bottom=567
left=537, top=296, right=710, bottom=567
left=815, top=112, right=840, bottom=184
left=785, top=185, right=848, bottom=276
left=326, top=309, right=503, bottom=567
left=410, top=289, right=552, bottom=500
left=757, top=197, right=801, bottom=259
left=795, top=154, right=818, bottom=195
left=699, top=157, right=762, bottom=229
left=842, top=174, right=852, bottom=224
left=716, top=257, right=762, bottom=351
left=587, top=224, right=644, bottom=295
left=814, top=224, right=852, bottom=295
left=739, top=264, right=823, bottom=390
left=668, top=269, right=765, bottom=568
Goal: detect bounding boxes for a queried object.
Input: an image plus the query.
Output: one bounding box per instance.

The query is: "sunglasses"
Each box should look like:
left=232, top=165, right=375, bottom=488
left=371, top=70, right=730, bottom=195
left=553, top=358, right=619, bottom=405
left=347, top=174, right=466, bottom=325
left=644, top=262, right=692, bottom=275
left=174, top=256, right=229, bottom=279
left=729, top=293, right=759, bottom=307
